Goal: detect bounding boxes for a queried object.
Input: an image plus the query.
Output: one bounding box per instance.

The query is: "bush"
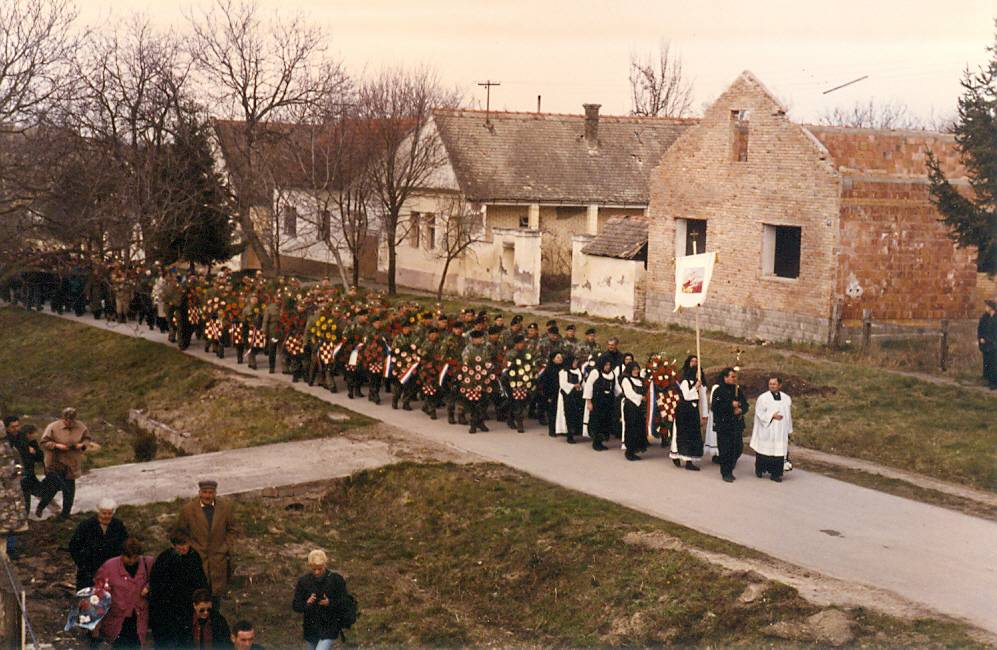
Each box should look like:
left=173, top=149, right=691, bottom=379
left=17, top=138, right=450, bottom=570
left=132, top=429, right=158, bottom=462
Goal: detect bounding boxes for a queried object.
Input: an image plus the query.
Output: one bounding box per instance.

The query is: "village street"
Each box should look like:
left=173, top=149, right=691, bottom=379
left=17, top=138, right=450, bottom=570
left=49, top=310, right=997, bottom=637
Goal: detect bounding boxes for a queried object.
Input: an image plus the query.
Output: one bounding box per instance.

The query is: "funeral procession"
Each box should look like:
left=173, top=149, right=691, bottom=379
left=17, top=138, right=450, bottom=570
left=0, top=0, right=994, bottom=648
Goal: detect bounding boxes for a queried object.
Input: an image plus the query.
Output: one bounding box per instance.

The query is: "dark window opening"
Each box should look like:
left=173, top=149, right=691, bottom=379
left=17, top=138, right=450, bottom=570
left=410, top=212, right=420, bottom=247
left=283, top=206, right=298, bottom=237
left=518, top=215, right=530, bottom=229
left=731, top=109, right=749, bottom=162
left=685, top=218, right=707, bottom=256
left=774, top=225, right=801, bottom=278
left=425, top=213, right=436, bottom=250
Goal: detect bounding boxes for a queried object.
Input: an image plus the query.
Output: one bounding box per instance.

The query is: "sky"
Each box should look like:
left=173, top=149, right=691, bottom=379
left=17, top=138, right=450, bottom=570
left=77, top=0, right=995, bottom=123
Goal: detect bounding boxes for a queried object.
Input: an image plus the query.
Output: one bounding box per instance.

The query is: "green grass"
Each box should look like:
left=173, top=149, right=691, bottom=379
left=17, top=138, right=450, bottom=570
left=405, top=293, right=997, bottom=492
left=0, top=307, right=371, bottom=468
left=24, top=463, right=981, bottom=648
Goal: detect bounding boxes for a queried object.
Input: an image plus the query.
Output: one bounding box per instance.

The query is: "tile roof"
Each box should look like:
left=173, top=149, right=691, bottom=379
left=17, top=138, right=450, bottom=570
left=433, top=109, right=695, bottom=205
left=581, top=214, right=649, bottom=259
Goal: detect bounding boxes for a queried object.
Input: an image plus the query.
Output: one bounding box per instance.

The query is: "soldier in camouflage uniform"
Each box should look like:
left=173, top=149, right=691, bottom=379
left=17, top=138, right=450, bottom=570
left=363, top=313, right=388, bottom=405
left=501, top=315, right=524, bottom=351
left=502, top=335, right=532, bottom=432
left=418, top=327, right=444, bottom=420
left=485, top=325, right=506, bottom=422
left=561, top=323, right=580, bottom=358
left=461, top=329, right=491, bottom=433
left=390, top=316, right=420, bottom=410
left=260, top=287, right=282, bottom=374
left=441, top=320, right=466, bottom=424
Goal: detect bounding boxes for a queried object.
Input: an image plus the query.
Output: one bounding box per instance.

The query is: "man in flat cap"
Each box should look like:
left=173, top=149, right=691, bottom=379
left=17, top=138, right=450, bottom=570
left=177, top=479, right=237, bottom=599
left=37, top=407, right=92, bottom=518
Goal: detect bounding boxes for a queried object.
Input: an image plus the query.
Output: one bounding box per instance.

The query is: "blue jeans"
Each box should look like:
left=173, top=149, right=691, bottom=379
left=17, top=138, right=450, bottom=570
left=306, top=640, right=335, bottom=650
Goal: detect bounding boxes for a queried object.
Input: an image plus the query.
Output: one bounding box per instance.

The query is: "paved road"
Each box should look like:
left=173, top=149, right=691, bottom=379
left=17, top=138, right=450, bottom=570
left=53, top=311, right=997, bottom=634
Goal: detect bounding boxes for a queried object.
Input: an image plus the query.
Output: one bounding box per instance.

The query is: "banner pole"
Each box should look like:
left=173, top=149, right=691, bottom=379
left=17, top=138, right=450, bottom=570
left=692, top=239, right=702, bottom=384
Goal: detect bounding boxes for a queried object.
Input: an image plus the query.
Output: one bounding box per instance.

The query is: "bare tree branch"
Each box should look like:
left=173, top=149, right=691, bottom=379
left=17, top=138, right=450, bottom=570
left=628, top=41, right=694, bottom=118
left=817, top=99, right=924, bottom=130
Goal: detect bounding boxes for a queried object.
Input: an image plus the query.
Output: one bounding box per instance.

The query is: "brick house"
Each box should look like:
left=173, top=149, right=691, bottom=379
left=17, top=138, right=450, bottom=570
left=388, top=106, right=693, bottom=304
left=643, top=71, right=976, bottom=343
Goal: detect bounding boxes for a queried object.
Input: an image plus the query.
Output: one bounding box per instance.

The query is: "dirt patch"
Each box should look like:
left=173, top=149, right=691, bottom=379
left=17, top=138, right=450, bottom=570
left=704, top=367, right=838, bottom=399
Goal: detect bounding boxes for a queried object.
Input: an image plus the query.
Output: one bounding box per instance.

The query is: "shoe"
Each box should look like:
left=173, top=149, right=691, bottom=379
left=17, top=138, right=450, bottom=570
left=469, top=424, right=477, bottom=434
left=771, top=476, right=783, bottom=483
left=402, top=402, right=412, bottom=411
left=755, top=470, right=764, bottom=478
left=672, top=459, right=681, bottom=468
left=458, top=414, right=468, bottom=425
left=506, top=419, right=516, bottom=430
left=711, top=456, right=721, bottom=464
left=592, top=442, right=607, bottom=451
left=625, top=451, right=640, bottom=461
left=447, top=412, right=456, bottom=425
left=391, top=398, right=399, bottom=410
left=685, top=462, right=700, bottom=471
left=516, top=419, right=525, bottom=433
left=429, top=409, right=437, bottom=420
left=478, top=422, right=489, bottom=432
left=566, top=435, right=576, bottom=444
left=548, top=431, right=557, bottom=438
left=722, top=475, right=734, bottom=483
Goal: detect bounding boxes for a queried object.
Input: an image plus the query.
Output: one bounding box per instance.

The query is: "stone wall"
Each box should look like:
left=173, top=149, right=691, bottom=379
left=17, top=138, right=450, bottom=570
left=836, top=176, right=978, bottom=321
left=644, top=72, right=841, bottom=343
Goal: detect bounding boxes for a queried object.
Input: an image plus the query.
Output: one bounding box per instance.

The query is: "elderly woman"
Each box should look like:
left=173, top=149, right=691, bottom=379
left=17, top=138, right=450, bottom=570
left=292, top=549, right=351, bottom=650
left=69, top=497, right=128, bottom=591
left=94, top=537, right=153, bottom=648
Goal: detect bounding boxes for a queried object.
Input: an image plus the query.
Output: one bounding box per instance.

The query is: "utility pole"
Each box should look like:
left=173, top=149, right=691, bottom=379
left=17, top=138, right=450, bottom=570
left=477, top=80, right=501, bottom=125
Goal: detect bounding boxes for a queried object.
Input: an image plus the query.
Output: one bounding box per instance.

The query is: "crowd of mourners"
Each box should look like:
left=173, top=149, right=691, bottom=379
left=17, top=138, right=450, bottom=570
left=0, top=260, right=801, bottom=647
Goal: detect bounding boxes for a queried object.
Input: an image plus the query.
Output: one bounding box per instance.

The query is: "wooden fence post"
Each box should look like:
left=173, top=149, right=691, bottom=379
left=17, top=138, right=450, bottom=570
left=939, top=319, right=949, bottom=372
left=861, top=309, right=872, bottom=355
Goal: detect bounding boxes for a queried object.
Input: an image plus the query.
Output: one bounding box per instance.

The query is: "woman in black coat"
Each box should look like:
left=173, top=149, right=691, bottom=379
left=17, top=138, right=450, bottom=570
left=670, top=355, right=704, bottom=470
left=149, top=529, right=209, bottom=648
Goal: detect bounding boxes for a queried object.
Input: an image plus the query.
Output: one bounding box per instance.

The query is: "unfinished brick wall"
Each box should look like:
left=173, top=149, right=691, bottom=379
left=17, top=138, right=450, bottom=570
left=836, top=177, right=978, bottom=321
left=806, top=126, right=966, bottom=179
left=645, top=72, right=842, bottom=343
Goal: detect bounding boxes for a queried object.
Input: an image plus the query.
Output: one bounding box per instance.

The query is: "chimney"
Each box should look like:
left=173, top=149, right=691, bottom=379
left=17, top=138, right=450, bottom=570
left=583, top=103, right=600, bottom=147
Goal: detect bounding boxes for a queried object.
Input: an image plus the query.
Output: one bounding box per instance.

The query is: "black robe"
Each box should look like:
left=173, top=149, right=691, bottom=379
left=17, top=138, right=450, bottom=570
left=558, top=368, right=585, bottom=435
left=148, top=547, right=209, bottom=645
left=671, top=378, right=703, bottom=460
left=620, top=376, right=648, bottom=453
left=588, top=372, right=617, bottom=443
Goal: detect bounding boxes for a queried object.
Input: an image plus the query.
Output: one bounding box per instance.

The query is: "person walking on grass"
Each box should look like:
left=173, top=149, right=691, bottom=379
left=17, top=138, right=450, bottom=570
left=69, top=497, right=129, bottom=591
left=93, top=537, right=153, bottom=649
left=37, top=407, right=92, bottom=518
left=979, top=300, right=997, bottom=390
left=292, top=549, right=352, bottom=650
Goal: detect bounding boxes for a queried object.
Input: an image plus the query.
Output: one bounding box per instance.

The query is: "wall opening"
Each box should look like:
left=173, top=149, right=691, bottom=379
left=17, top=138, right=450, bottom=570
left=762, top=224, right=801, bottom=278
left=283, top=206, right=298, bottom=237
left=425, top=213, right=436, bottom=250
left=518, top=215, right=530, bottom=229
left=409, top=212, right=420, bottom=248
left=675, top=218, right=707, bottom=258
left=731, top=109, right=750, bottom=162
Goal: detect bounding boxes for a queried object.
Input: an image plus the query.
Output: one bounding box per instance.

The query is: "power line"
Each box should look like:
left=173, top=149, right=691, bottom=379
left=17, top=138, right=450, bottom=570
left=477, top=80, right=501, bottom=125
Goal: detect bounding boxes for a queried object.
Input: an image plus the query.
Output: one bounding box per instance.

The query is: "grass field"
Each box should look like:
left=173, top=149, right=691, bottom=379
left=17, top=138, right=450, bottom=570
left=24, top=463, right=980, bottom=648
left=0, top=308, right=370, bottom=468
left=407, top=294, right=997, bottom=492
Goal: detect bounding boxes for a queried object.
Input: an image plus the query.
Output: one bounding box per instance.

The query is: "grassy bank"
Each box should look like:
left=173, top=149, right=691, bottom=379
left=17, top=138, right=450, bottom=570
left=0, top=307, right=370, bottom=468
left=407, top=294, right=996, bottom=492
left=24, top=463, right=979, bottom=648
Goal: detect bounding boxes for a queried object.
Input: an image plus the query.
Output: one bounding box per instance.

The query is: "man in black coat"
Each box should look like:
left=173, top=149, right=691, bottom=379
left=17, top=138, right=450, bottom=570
left=292, top=550, right=351, bottom=649
left=149, top=529, right=209, bottom=648
left=978, top=300, right=997, bottom=389
left=68, top=500, right=128, bottom=590
left=711, top=368, right=750, bottom=483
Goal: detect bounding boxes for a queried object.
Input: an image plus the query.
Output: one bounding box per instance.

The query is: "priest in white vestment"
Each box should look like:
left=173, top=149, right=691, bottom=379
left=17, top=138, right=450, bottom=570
left=750, top=377, right=793, bottom=482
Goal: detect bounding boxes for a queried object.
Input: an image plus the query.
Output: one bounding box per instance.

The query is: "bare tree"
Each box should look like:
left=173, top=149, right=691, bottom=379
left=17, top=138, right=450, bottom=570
left=188, top=0, right=332, bottom=272
left=359, top=66, right=460, bottom=294
left=629, top=41, right=694, bottom=118
left=817, top=99, right=923, bottom=130
left=432, top=195, right=485, bottom=300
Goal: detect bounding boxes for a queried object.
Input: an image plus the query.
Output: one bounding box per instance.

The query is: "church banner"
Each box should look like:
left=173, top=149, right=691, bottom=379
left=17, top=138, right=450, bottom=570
left=673, top=251, right=716, bottom=312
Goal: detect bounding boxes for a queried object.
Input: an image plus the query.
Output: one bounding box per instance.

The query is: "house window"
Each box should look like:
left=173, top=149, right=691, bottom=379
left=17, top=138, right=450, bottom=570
left=518, top=215, right=529, bottom=229
left=731, top=110, right=749, bottom=162
left=674, top=218, right=707, bottom=257
left=319, top=209, right=331, bottom=241
left=409, top=212, right=420, bottom=248
left=425, top=213, right=436, bottom=250
left=283, top=206, right=298, bottom=237
left=762, top=224, right=801, bottom=279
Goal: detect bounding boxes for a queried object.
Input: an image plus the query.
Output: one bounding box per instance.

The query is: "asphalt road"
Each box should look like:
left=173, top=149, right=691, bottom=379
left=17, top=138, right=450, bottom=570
left=56, top=311, right=997, bottom=634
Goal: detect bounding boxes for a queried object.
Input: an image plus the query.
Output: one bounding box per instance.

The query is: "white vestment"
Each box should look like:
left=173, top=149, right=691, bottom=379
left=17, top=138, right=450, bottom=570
left=703, top=384, right=719, bottom=455
left=749, top=391, right=793, bottom=457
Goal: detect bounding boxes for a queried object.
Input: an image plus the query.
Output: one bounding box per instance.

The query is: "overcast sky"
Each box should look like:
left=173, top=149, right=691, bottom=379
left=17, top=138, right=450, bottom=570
left=78, top=0, right=994, bottom=123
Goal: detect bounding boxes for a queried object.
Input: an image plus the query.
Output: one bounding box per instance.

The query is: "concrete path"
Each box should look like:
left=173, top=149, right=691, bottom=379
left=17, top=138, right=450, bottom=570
left=72, top=437, right=405, bottom=513
left=46, top=311, right=997, bottom=634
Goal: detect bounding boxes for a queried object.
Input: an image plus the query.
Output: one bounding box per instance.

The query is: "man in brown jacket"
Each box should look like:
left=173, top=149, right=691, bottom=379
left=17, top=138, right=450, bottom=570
left=176, top=479, right=237, bottom=598
left=37, top=407, right=91, bottom=518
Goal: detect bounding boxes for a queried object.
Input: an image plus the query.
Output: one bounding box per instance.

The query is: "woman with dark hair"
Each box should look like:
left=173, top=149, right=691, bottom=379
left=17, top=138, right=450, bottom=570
left=619, top=361, right=648, bottom=461
left=94, top=537, right=153, bottom=648
left=670, top=355, right=704, bottom=470
left=583, top=354, right=619, bottom=451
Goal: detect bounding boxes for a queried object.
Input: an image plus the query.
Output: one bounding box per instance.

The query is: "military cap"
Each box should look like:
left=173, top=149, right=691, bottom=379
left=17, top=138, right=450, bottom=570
left=510, top=315, right=523, bottom=325
left=585, top=327, right=597, bottom=335
left=469, top=329, right=485, bottom=339
left=487, top=325, right=501, bottom=335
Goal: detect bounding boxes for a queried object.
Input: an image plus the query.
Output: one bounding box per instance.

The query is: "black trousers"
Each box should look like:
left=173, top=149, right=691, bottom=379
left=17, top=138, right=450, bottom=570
left=716, top=427, right=743, bottom=477
left=37, top=473, right=75, bottom=516
left=983, top=348, right=997, bottom=387
left=755, top=452, right=785, bottom=479
left=20, top=475, right=41, bottom=513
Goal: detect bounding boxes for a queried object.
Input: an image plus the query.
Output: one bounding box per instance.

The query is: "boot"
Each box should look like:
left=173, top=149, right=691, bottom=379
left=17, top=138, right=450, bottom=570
left=248, top=353, right=257, bottom=370
left=516, top=417, right=525, bottom=433
left=506, top=417, right=516, bottom=430
left=217, top=346, right=224, bottom=359
left=685, top=461, right=700, bottom=471
left=268, top=358, right=276, bottom=374
left=566, top=433, right=576, bottom=444
left=458, top=410, right=467, bottom=425
left=236, top=348, right=244, bottom=364
left=402, top=399, right=412, bottom=411
left=328, top=376, right=338, bottom=394
left=371, top=389, right=381, bottom=405
left=428, top=406, right=437, bottom=420
left=347, top=384, right=355, bottom=399
left=592, top=441, right=607, bottom=451
left=447, top=406, right=456, bottom=424
left=625, top=450, right=641, bottom=461
left=477, top=419, right=489, bottom=432
left=391, top=391, right=399, bottom=409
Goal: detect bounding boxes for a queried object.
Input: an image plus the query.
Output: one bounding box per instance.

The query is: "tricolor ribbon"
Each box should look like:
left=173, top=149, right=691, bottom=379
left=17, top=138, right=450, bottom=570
left=383, top=354, right=393, bottom=378
left=438, top=363, right=450, bottom=387
left=400, top=361, right=420, bottom=385
left=348, top=343, right=363, bottom=367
